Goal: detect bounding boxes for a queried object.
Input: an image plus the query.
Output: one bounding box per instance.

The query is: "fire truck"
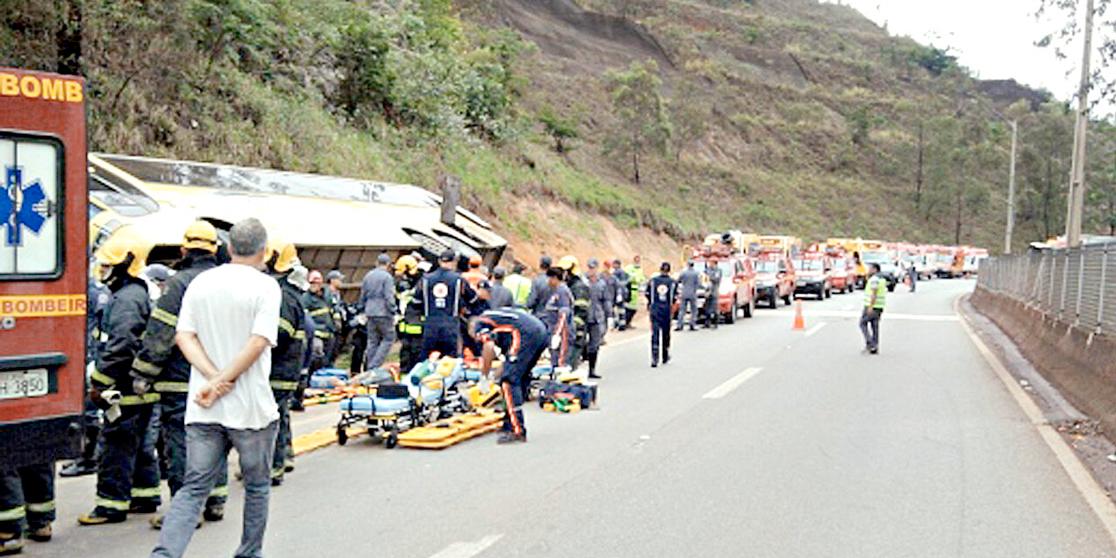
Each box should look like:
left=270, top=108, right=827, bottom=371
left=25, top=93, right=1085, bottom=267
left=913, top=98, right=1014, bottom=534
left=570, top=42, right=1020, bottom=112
left=1, top=68, right=87, bottom=468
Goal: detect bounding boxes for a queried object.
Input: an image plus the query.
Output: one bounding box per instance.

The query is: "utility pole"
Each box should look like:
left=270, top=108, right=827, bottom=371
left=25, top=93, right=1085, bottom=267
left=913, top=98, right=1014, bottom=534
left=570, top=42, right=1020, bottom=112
left=1006, top=119, right=1018, bottom=254
left=1066, top=0, right=1095, bottom=247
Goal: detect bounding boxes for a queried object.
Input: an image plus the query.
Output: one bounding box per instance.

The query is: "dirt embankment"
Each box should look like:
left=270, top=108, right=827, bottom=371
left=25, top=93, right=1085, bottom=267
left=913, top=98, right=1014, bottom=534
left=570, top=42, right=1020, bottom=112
left=971, top=288, right=1116, bottom=438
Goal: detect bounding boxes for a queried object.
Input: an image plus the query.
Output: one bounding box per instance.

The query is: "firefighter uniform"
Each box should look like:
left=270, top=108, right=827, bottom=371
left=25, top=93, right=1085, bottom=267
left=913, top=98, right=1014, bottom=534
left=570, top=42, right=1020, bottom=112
left=416, top=254, right=476, bottom=359
left=470, top=309, right=549, bottom=443
left=703, top=262, right=723, bottom=329
left=558, top=256, right=590, bottom=370
left=270, top=277, right=306, bottom=484
left=585, top=265, right=609, bottom=378
left=646, top=264, right=677, bottom=367
left=395, top=256, right=425, bottom=374
left=302, top=278, right=338, bottom=371
left=0, top=462, right=55, bottom=549
left=130, top=225, right=228, bottom=528
left=82, top=226, right=162, bottom=525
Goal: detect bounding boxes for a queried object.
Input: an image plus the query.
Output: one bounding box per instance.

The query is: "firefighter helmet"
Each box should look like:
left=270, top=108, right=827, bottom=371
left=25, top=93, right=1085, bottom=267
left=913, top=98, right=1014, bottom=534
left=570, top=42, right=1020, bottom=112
left=557, top=255, right=580, bottom=275
left=182, top=220, right=219, bottom=253
left=266, top=238, right=300, bottom=273
left=395, top=255, right=419, bottom=275
left=94, top=225, right=153, bottom=279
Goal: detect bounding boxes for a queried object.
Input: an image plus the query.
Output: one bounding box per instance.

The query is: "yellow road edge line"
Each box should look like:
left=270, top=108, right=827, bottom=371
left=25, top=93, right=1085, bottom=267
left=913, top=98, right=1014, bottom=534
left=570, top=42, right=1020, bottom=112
left=956, top=295, right=1116, bottom=547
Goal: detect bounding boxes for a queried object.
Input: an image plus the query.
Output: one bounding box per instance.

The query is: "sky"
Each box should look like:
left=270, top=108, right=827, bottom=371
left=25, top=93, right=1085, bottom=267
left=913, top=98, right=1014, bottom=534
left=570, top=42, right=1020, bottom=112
left=820, top=0, right=1107, bottom=112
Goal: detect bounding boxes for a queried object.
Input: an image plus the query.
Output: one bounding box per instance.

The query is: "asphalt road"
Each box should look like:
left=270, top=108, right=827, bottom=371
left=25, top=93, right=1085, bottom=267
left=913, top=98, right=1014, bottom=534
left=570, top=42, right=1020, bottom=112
left=32, top=278, right=1116, bottom=557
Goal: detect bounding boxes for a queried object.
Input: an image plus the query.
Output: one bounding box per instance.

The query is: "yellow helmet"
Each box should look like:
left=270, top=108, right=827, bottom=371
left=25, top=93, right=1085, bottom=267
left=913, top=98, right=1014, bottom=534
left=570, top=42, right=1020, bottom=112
left=266, top=238, right=300, bottom=273
left=395, top=255, right=418, bottom=275
left=557, top=255, right=580, bottom=275
left=94, top=225, right=154, bottom=279
left=182, top=220, right=218, bottom=253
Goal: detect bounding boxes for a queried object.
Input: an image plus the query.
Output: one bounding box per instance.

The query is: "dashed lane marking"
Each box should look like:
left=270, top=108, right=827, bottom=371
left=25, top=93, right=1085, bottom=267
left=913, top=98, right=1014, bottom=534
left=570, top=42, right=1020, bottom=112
left=429, top=534, right=505, bottom=558
left=804, top=322, right=827, bottom=337
left=703, top=367, right=763, bottom=400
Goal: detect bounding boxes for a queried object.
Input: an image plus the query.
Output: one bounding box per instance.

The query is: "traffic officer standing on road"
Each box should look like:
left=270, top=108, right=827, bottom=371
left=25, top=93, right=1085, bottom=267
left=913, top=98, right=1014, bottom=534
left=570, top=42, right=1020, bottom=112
left=860, top=263, right=887, bottom=354
left=359, top=253, right=397, bottom=372
left=80, top=225, right=162, bottom=525
left=703, top=257, right=722, bottom=329
left=130, top=221, right=226, bottom=529
left=415, top=250, right=477, bottom=359
left=539, top=267, right=574, bottom=370
left=469, top=308, right=550, bottom=445
left=394, top=255, right=425, bottom=374
left=558, top=256, right=590, bottom=370
left=265, top=239, right=307, bottom=486
left=527, top=255, right=553, bottom=317
left=503, top=263, right=533, bottom=308
left=676, top=260, right=700, bottom=331
left=646, top=261, right=677, bottom=368
left=585, top=259, right=609, bottom=379
left=488, top=267, right=515, bottom=309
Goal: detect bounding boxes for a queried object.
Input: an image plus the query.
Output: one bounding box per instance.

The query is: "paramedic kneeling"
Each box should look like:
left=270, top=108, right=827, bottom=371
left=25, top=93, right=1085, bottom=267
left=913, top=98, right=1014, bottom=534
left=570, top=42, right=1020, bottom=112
left=469, top=309, right=549, bottom=445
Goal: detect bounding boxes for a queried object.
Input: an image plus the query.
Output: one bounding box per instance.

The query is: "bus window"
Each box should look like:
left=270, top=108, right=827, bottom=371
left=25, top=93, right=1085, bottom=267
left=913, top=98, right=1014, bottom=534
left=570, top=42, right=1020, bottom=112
left=0, top=135, right=62, bottom=278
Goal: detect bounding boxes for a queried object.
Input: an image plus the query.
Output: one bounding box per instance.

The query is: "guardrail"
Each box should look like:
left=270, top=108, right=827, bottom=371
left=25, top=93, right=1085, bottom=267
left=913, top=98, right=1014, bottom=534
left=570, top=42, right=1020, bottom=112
left=977, top=242, right=1116, bottom=336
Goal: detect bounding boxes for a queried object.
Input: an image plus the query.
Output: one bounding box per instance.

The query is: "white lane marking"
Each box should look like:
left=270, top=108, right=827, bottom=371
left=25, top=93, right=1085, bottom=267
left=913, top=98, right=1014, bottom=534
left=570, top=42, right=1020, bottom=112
left=429, top=534, right=504, bottom=558
left=703, top=367, right=763, bottom=400
left=754, top=310, right=958, bottom=322
left=804, top=322, right=827, bottom=337
left=956, top=297, right=1116, bottom=547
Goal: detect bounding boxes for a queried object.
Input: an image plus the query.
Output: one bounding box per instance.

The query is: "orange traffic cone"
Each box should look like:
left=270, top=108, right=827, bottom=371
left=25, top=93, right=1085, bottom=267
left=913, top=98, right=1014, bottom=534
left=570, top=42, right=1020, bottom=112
left=792, top=300, right=805, bottom=331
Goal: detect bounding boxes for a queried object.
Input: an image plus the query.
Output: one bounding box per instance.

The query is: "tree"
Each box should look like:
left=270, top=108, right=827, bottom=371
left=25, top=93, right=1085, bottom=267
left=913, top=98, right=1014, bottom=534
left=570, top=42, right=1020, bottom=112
left=539, top=106, right=579, bottom=154
left=670, top=80, right=709, bottom=161
left=604, top=59, right=672, bottom=184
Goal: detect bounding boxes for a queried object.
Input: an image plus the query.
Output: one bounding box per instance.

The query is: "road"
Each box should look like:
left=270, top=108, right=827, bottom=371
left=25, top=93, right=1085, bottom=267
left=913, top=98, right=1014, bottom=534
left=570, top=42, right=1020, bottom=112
left=31, top=279, right=1116, bottom=557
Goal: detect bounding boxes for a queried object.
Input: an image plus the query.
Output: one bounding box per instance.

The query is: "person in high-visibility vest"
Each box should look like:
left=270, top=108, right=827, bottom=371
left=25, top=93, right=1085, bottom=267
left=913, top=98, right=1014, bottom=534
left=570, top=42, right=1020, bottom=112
left=859, top=263, right=887, bottom=354
left=503, top=263, right=533, bottom=308
left=623, top=256, right=647, bottom=329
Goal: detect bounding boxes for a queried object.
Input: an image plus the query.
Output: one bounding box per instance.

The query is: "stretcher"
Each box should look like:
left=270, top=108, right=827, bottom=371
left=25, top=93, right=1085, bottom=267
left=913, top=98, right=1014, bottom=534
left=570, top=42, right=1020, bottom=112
left=396, top=409, right=504, bottom=449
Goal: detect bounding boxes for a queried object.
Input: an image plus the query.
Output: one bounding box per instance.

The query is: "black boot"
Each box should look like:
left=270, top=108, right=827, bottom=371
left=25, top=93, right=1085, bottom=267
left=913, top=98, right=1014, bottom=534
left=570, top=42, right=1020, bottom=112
left=587, top=352, right=601, bottom=379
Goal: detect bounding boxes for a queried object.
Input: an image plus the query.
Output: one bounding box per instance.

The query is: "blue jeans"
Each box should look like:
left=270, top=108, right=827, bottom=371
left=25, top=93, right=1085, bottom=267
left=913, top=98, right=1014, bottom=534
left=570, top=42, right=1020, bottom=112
left=151, top=421, right=277, bottom=558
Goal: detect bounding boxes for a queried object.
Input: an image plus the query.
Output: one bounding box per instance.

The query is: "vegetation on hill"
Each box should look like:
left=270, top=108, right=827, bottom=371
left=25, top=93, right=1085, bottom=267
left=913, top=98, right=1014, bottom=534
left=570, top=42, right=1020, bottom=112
left=3, top=0, right=1114, bottom=258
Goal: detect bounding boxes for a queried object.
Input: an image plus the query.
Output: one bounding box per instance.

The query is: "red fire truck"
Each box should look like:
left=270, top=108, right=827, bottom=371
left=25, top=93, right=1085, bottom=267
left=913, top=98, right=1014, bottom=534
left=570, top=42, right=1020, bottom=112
left=1, top=67, right=87, bottom=468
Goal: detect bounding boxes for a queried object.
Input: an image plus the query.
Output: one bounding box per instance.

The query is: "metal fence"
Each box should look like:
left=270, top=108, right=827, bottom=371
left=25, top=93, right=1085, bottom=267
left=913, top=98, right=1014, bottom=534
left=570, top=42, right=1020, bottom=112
left=977, top=241, right=1116, bottom=336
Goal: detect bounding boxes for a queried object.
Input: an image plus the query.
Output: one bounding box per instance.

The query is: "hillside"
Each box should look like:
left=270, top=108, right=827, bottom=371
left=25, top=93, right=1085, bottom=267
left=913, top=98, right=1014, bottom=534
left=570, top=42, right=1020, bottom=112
left=3, top=0, right=1113, bottom=262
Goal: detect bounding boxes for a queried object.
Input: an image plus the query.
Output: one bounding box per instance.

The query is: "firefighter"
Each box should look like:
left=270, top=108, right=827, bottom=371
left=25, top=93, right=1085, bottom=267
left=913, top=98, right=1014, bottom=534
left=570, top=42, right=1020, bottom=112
left=611, top=258, right=630, bottom=330
left=325, top=270, right=347, bottom=362
left=0, top=463, right=55, bottom=553
left=624, top=255, right=647, bottom=329
left=130, top=221, right=226, bottom=529
left=585, top=259, right=609, bottom=379
left=302, top=270, right=338, bottom=371
left=469, top=309, right=550, bottom=444
left=265, top=239, right=307, bottom=486
left=539, top=267, right=574, bottom=369
left=415, top=250, right=477, bottom=359
left=80, top=225, right=162, bottom=525
left=60, top=277, right=112, bottom=478
left=646, top=261, right=677, bottom=368
left=557, top=256, right=590, bottom=370
left=395, top=255, right=425, bottom=374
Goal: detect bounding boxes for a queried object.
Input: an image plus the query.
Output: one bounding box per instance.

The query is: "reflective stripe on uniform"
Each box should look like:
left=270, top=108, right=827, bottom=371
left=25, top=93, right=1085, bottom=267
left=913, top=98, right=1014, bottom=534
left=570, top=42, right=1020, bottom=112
left=119, top=393, right=160, bottom=405
left=154, top=381, right=190, bottom=393
left=398, top=323, right=422, bottom=335
left=151, top=307, right=178, bottom=327
left=90, top=369, right=115, bottom=387
left=95, top=497, right=130, bottom=511
left=25, top=501, right=55, bottom=513
left=133, top=358, right=161, bottom=377
left=314, top=330, right=333, bottom=339
left=278, top=318, right=296, bottom=337
left=270, top=467, right=284, bottom=479
left=270, top=380, right=299, bottom=391
left=309, top=308, right=330, bottom=317
left=131, top=486, right=161, bottom=499
left=209, top=485, right=229, bottom=498
left=294, top=331, right=306, bottom=340
left=0, top=505, right=25, bottom=521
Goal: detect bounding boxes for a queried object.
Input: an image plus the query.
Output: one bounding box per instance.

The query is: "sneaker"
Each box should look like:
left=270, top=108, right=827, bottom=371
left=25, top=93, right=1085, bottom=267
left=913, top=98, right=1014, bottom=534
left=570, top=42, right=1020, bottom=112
left=588, top=372, right=602, bottom=379
left=869, top=347, right=879, bottom=354
left=0, top=532, right=23, bottom=556
left=651, top=362, right=658, bottom=368
left=202, top=505, right=225, bottom=523
left=27, top=525, right=51, bottom=542
left=284, top=461, right=295, bottom=473
left=496, top=432, right=526, bottom=445
left=77, top=509, right=126, bottom=526
left=59, top=460, right=97, bottom=478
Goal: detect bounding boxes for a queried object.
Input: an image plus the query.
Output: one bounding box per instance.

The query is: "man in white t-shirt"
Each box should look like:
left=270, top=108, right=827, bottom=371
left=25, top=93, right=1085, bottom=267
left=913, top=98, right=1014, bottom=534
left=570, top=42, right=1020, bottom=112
left=151, top=218, right=281, bottom=558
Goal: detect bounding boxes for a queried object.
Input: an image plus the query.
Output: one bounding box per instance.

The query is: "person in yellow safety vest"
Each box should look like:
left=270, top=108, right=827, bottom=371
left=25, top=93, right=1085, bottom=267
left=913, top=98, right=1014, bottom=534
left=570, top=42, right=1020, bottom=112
left=859, top=263, right=887, bottom=354
left=503, top=263, right=533, bottom=308
left=80, top=225, right=163, bottom=525
left=623, top=255, right=647, bottom=329
left=394, top=255, right=425, bottom=374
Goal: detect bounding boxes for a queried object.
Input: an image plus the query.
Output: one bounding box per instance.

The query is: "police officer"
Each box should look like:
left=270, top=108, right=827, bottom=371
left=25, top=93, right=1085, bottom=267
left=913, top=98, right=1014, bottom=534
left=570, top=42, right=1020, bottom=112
left=646, top=261, right=677, bottom=368
left=601, top=260, right=619, bottom=334
left=611, top=258, right=630, bottom=330
left=394, top=255, right=425, bottom=374
left=469, top=309, right=550, bottom=444
left=265, top=239, right=307, bottom=486
left=359, top=253, right=397, bottom=372
left=415, top=250, right=476, bottom=359
left=0, top=463, right=54, bottom=553
left=302, top=270, right=338, bottom=372
left=585, top=259, right=609, bottom=379
left=80, top=225, right=162, bottom=525
left=526, top=255, right=553, bottom=317
left=703, top=257, right=723, bottom=329
left=676, top=260, right=700, bottom=331
left=130, top=221, right=226, bottom=529
left=488, top=267, right=515, bottom=309
left=539, top=267, right=574, bottom=369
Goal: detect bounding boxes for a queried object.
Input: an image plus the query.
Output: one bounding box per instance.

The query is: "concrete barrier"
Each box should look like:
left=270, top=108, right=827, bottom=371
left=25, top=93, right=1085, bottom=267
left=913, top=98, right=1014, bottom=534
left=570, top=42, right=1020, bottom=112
left=972, top=287, right=1116, bottom=436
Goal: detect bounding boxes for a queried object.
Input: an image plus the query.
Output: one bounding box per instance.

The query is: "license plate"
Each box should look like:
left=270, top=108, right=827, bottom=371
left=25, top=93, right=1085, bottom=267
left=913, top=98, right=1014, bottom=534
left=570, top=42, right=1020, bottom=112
left=0, top=369, right=49, bottom=400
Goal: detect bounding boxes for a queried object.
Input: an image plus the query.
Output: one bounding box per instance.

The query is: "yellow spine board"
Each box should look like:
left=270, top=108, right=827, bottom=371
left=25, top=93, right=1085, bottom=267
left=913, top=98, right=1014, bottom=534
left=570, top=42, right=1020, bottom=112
left=397, top=410, right=504, bottom=449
